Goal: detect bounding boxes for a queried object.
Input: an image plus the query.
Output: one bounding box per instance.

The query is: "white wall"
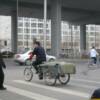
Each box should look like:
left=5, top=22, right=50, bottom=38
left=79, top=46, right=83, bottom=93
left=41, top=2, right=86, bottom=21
left=0, top=16, right=11, bottom=40
left=0, top=16, right=11, bottom=50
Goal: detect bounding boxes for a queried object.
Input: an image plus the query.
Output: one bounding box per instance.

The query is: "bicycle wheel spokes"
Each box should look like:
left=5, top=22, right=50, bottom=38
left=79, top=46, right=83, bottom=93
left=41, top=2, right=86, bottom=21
left=59, top=73, right=70, bottom=85
left=44, top=71, right=57, bottom=86
left=24, top=68, right=33, bottom=81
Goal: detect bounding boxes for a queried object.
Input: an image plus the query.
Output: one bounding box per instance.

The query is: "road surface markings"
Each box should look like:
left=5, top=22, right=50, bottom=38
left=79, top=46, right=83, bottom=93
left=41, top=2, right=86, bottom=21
left=71, top=78, right=100, bottom=84
left=13, top=80, right=90, bottom=98
left=5, top=85, right=58, bottom=100
left=70, top=83, right=97, bottom=89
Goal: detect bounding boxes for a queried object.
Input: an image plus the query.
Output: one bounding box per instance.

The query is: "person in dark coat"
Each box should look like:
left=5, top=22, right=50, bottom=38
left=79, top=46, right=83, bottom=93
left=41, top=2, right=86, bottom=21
left=91, top=88, right=100, bottom=99
left=0, top=52, right=6, bottom=90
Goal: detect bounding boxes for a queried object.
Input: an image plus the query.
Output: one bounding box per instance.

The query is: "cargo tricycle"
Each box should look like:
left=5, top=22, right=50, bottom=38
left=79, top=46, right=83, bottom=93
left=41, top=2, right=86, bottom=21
left=24, top=61, right=76, bottom=86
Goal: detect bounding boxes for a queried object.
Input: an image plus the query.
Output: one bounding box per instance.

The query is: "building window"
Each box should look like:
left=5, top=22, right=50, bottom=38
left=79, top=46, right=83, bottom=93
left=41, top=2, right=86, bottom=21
left=31, top=18, right=37, bottom=22
left=68, top=25, right=72, bottom=30
left=24, top=41, right=29, bottom=45
left=73, top=31, right=79, bottom=35
left=24, top=35, right=29, bottom=39
left=18, top=35, right=23, bottom=39
left=46, top=35, right=50, bottom=40
left=38, top=19, right=43, bottom=22
left=31, top=23, right=36, bottom=27
left=90, top=37, right=95, bottom=41
left=63, top=36, right=67, bottom=41
left=24, top=22, right=30, bottom=27
left=38, top=23, right=43, bottom=28
left=40, top=36, right=44, bottom=40
left=24, top=18, right=30, bottom=21
left=90, top=32, right=95, bottom=36
left=63, top=31, right=68, bottom=35
left=86, top=26, right=89, bottom=31
left=90, top=26, right=95, bottom=31
left=24, top=28, right=30, bottom=33
left=18, top=28, right=23, bottom=33
left=46, top=30, right=50, bottom=34
left=18, top=41, right=23, bottom=45
left=4, top=41, right=7, bottom=46
left=96, top=27, right=100, bottom=31
left=74, top=26, right=78, bottom=30
left=31, top=29, right=37, bottom=34
left=18, top=17, right=23, bottom=21
left=39, top=29, right=43, bottom=34
left=46, top=24, right=49, bottom=28
left=18, top=22, right=23, bottom=27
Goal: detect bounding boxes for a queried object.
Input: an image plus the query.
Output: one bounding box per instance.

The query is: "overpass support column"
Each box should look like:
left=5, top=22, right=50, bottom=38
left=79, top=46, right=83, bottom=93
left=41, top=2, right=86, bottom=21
left=51, top=0, right=61, bottom=57
left=80, top=25, right=86, bottom=56
left=11, top=11, right=18, bottom=53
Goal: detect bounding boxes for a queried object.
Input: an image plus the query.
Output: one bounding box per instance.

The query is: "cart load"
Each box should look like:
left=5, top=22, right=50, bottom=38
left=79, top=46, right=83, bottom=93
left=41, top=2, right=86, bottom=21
left=40, top=61, right=76, bottom=74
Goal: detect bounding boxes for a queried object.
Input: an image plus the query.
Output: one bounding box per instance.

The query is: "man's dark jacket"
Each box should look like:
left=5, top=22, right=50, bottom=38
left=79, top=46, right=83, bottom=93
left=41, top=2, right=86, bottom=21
left=32, top=46, right=46, bottom=61
left=0, top=53, right=6, bottom=69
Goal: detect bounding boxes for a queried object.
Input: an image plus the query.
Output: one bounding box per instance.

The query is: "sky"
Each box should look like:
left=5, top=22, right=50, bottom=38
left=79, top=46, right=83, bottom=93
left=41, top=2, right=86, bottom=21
left=0, top=16, right=11, bottom=40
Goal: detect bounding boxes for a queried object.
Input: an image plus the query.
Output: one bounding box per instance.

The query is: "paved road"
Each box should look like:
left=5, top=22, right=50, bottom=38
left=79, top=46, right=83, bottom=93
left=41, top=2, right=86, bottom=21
left=0, top=58, right=100, bottom=100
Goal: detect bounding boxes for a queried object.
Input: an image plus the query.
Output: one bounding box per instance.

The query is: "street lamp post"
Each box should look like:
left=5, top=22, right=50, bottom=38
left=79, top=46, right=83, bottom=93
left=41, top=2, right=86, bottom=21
left=43, top=0, right=47, bottom=51
left=16, top=0, right=18, bottom=52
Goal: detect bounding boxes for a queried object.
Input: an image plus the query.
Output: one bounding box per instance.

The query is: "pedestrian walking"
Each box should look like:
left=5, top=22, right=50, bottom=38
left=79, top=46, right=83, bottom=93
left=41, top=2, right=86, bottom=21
left=89, top=46, right=99, bottom=64
left=0, top=52, right=6, bottom=90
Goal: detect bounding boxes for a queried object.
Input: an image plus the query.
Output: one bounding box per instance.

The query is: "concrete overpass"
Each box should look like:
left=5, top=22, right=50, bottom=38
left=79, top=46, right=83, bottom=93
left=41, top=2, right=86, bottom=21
left=1, top=0, right=100, bottom=57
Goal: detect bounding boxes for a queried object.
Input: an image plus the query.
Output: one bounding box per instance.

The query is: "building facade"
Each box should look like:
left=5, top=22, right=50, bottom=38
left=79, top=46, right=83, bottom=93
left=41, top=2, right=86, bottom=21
left=17, top=17, right=100, bottom=56
left=86, top=25, right=100, bottom=50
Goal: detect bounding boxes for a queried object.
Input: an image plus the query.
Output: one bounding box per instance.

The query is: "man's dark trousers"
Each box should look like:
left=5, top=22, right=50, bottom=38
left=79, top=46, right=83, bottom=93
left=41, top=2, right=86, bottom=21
left=0, top=67, right=4, bottom=88
left=92, top=57, right=97, bottom=64
left=32, top=60, right=42, bottom=72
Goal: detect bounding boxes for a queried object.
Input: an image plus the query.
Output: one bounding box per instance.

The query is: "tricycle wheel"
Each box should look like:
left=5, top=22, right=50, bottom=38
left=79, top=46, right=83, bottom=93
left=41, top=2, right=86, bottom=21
left=59, top=73, right=70, bottom=85
left=24, top=67, right=33, bottom=81
left=44, top=70, right=57, bottom=86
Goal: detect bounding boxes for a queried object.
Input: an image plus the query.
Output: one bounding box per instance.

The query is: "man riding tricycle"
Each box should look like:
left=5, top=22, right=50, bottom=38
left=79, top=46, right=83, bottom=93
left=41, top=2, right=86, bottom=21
left=24, top=41, right=76, bottom=86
